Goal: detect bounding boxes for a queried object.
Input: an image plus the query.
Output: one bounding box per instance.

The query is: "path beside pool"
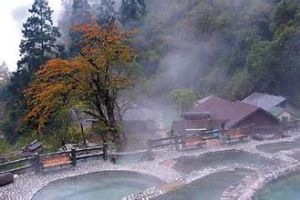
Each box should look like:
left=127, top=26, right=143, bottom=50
left=2, top=130, right=300, bottom=200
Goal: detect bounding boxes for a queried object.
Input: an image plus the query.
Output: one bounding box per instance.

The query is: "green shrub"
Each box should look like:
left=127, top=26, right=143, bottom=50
left=0, top=138, right=10, bottom=154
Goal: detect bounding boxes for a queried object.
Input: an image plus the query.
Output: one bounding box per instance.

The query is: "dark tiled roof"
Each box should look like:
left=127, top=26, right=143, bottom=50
left=242, top=92, right=286, bottom=111
left=191, top=96, right=276, bottom=128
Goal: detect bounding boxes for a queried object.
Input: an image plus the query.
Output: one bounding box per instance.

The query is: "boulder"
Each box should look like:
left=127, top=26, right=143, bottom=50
left=0, top=172, right=14, bottom=187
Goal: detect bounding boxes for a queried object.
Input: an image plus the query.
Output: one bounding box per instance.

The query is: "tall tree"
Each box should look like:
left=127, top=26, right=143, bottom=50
left=96, top=0, right=117, bottom=26
left=18, top=0, right=62, bottom=75
left=5, top=0, right=62, bottom=140
left=68, top=0, right=92, bottom=56
left=169, top=89, right=198, bottom=114
left=24, top=22, right=137, bottom=144
left=0, top=62, right=10, bottom=87
left=0, top=62, right=10, bottom=100
left=120, top=0, right=146, bottom=27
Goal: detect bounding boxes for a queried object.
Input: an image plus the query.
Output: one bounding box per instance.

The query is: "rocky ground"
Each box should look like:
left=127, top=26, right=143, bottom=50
left=1, top=131, right=300, bottom=200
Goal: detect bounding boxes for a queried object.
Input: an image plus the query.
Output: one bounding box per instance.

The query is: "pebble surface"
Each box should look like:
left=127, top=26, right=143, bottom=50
left=1, top=130, right=300, bottom=200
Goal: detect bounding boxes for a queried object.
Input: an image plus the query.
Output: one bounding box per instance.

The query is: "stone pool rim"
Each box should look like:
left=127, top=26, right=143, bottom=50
left=3, top=131, right=300, bottom=200
left=251, top=165, right=300, bottom=200
left=220, top=163, right=300, bottom=200
left=31, top=169, right=165, bottom=200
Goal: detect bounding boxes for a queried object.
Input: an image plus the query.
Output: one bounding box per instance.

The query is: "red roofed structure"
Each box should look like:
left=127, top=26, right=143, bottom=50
left=191, top=96, right=279, bottom=129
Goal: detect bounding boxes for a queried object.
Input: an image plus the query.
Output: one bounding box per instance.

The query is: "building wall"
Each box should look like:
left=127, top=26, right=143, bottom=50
left=234, top=110, right=279, bottom=129
left=279, top=111, right=292, bottom=121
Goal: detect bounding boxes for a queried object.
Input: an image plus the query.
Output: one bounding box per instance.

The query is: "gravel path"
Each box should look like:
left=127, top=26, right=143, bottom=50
left=1, top=131, right=300, bottom=200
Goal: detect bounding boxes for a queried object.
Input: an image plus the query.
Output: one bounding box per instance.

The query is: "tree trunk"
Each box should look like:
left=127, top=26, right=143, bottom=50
left=106, top=95, right=120, bottom=145
left=101, top=133, right=108, bottom=160
left=80, top=123, right=87, bottom=147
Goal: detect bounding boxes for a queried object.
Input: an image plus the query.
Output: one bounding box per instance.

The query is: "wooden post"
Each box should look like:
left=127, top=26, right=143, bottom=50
left=175, top=135, right=179, bottom=151
left=103, top=143, right=108, bottom=161
left=71, top=148, right=76, bottom=168
left=182, top=137, right=186, bottom=151
left=33, top=153, right=41, bottom=173
left=146, top=140, right=154, bottom=161
left=147, top=140, right=152, bottom=154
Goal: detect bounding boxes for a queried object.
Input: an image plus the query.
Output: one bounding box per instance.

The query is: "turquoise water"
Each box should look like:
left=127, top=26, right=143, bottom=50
left=155, top=168, right=253, bottom=200
left=112, top=152, right=147, bottom=164
left=290, top=152, right=300, bottom=161
left=173, top=150, right=274, bottom=173
left=255, top=173, right=300, bottom=200
left=33, top=171, right=162, bottom=200
left=256, top=138, right=300, bottom=154
left=257, top=142, right=298, bottom=154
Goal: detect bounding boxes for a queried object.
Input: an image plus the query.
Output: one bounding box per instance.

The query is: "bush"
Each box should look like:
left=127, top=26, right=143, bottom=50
left=0, top=138, right=10, bottom=154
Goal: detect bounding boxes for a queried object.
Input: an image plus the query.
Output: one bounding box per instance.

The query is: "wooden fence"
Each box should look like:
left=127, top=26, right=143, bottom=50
left=282, top=120, right=300, bottom=131
left=147, top=120, right=300, bottom=153
left=0, top=144, right=107, bottom=175
left=147, top=136, right=184, bottom=152
left=0, top=157, right=34, bottom=174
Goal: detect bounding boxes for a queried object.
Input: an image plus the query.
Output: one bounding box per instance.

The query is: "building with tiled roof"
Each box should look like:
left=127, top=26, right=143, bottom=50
left=242, top=92, right=294, bottom=121
left=191, top=96, right=279, bottom=129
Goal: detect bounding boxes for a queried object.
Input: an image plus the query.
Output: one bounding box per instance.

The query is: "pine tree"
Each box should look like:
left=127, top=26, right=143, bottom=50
left=0, top=62, right=10, bottom=85
left=68, top=0, right=92, bottom=56
left=0, top=62, right=10, bottom=99
left=5, top=0, right=62, bottom=139
left=96, top=0, right=117, bottom=26
left=71, top=0, right=91, bottom=24
left=120, top=0, right=146, bottom=27
left=18, top=0, right=62, bottom=75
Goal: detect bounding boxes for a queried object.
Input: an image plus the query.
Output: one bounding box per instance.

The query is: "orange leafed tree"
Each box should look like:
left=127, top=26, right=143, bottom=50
left=23, top=22, right=136, bottom=143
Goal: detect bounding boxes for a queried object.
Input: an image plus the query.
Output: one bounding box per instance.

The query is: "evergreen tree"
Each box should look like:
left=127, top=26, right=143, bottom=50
left=12, top=0, right=62, bottom=106
left=96, top=0, right=117, bottom=26
left=68, top=0, right=92, bottom=56
left=18, top=0, right=62, bottom=75
left=0, top=62, right=10, bottom=86
left=120, top=0, right=146, bottom=27
left=71, top=0, right=91, bottom=24
left=5, top=0, right=62, bottom=140
left=0, top=62, right=10, bottom=99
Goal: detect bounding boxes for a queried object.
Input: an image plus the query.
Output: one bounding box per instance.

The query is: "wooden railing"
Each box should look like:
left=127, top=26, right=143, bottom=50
left=0, top=144, right=107, bottom=175
left=147, top=120, right=300, bottom=153
left=281, top=120, right=300, bottom=131
left=75, top=145, right=106, bottom=160
left=0, top=157, right=34, bottom=174
left=147, top=136, right=184, bottom=152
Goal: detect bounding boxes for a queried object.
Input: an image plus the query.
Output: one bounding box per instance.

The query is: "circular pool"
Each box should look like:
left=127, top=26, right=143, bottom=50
left=255, top=173, right=300, bottom=200
left=256, top=138, right=300, bottom=154
left=155, top=168, right=253, bottom=200
left=172, top=150, right=274, bottom=173
left=32, top=171, right=163, bottom=200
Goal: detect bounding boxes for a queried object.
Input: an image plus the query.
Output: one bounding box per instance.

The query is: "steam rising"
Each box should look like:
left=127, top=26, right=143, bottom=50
left=56, top=0, right=275, bottom=129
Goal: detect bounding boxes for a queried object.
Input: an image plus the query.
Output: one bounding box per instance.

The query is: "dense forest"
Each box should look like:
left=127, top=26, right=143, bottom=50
left=1, top=0, right=300, bottom=151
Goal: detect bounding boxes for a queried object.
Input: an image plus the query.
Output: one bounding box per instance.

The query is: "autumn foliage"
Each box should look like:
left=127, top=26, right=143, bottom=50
left=23, top=22, right=136, bottom=141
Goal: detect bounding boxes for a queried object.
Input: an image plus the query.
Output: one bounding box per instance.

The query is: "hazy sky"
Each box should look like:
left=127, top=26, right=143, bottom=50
left=0, top=0, right=62, bottom=71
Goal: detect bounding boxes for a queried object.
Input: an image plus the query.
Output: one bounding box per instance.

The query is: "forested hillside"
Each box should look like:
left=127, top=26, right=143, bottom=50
left=137, top=0, right=300, bottom=103
left=1, top=0, right=300, bottom=149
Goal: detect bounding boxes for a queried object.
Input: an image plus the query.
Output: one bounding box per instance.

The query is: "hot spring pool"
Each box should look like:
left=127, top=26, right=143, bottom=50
left=111, top=151, right=147, bottom=164
left=32, top=171, right=163, bottom=200
left=173, top=150, right=274, bottom=173
left=256, top=138, right=300, bottom=154
left=155, top=168, right=253, bottom=200
left=255, top=172, right=300, bottom=200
